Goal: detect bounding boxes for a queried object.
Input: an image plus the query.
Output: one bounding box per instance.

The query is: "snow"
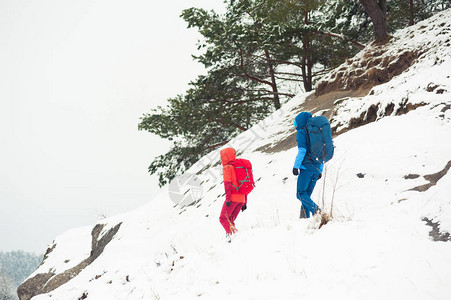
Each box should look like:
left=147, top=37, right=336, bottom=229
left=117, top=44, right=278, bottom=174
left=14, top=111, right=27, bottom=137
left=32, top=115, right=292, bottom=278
left=26, top=9, right=451, bottom=300
left=28, top=226, right=92, bottom=276
left=423, top=169, right=451, bottom=230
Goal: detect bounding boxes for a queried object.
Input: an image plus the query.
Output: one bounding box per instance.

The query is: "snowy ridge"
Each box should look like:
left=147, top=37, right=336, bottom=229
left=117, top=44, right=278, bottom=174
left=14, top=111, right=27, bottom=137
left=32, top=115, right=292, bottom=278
left=329, top=9, right=451, bottom=133
left=34, top=226, right=92, bottom=275
left=21, top=10, right=451, bottom=300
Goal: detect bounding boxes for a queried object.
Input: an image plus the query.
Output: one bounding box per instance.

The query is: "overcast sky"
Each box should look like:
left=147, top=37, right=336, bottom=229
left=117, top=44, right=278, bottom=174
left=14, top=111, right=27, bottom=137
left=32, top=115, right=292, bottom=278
left=0, top=0, right=225, bottom=254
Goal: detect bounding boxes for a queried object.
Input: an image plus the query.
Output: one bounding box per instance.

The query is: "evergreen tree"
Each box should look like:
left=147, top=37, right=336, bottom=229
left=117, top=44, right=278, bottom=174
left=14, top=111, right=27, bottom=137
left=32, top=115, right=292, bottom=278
left=387, top=0, right=443, bottom=29
left=140, top=0, right=450, bottom=186
left=357, top=0, right=450, bottom=42
left=139, top=67, right=271, bottom=186
left=319, top=1, right=372, bottom=43
left=0, top=251, right=42, bottom=287
left=0, top=274, right=16, bottom=300
left=181, top=1, right=288, bottom=108
left=0, top=251, right=42, bottom=300
left=140, top=1, right=369, bottom=186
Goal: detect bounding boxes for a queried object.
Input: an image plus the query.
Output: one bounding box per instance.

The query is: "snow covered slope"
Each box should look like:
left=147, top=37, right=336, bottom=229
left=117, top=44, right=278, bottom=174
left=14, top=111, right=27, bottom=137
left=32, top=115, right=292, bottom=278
left=20, top=10, right=451, bottom=300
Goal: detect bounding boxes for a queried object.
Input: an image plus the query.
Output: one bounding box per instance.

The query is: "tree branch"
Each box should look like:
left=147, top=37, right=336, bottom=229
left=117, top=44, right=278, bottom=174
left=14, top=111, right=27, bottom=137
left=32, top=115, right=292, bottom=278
left=240, top=88, right=295, bottom=97
left=274, top=71, right=303, bottom=77
left=313, top=30, right=366, bottom=49
left=216, top=117, right=248, bottom=132
left=244, top=51, right=304, bottom=69
left=238, top=48, right=274, bottom=86
left=274, top=76, right=305, bottom=82
left=203, top=140, right=230, bottom=151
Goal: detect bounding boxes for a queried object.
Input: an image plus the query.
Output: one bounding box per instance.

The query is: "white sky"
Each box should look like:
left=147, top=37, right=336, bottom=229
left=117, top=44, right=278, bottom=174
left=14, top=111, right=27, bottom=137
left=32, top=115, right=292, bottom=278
left=0, top=0, right=225, bottom=254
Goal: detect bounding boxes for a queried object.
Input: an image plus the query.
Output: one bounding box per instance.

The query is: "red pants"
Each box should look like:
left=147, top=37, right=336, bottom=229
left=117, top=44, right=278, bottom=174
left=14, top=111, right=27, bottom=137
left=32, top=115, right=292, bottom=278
left=219, top=201, right=243, bottom=234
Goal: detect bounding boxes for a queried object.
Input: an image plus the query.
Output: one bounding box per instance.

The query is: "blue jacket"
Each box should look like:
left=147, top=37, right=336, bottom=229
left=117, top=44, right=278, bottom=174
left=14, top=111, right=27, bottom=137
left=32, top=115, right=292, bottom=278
left=293, top=112, right=323, bottom=172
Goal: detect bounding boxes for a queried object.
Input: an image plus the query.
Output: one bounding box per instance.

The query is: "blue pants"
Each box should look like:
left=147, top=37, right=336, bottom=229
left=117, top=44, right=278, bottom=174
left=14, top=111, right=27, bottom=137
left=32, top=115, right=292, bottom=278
left=296, top=168, right=321, bottom=218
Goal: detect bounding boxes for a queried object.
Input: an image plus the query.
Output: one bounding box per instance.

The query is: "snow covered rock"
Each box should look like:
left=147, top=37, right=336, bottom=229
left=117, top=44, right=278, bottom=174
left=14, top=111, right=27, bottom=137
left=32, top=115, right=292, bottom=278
left=18, top=223, right=121, bottom=300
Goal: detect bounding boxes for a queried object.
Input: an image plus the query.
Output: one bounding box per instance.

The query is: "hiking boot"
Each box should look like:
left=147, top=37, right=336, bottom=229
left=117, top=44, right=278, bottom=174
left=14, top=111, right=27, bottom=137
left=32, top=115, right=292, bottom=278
left=226, top=234, right=232, bottom=243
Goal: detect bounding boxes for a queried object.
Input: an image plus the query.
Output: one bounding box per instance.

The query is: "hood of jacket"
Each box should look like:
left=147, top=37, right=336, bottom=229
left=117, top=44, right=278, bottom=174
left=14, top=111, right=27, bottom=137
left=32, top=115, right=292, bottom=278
left=294, top=112, right=312, bottom=130
left=220, top=147, right=236, bottom=166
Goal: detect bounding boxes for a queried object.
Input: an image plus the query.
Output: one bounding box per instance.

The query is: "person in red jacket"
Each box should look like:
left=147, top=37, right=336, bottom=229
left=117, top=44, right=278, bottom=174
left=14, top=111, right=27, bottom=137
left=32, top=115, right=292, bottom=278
left=219, top=147, right=247, bottom=240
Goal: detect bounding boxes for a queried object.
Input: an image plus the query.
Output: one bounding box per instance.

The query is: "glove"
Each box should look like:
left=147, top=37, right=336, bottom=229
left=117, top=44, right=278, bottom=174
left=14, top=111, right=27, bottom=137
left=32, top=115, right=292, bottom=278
left=292, top=168, right=299, bottom=176
left=241, top=204, right=247, bottom=212
left=226, top=201, right=231, bottom=207
left=318, top=173, right=322, bottom=180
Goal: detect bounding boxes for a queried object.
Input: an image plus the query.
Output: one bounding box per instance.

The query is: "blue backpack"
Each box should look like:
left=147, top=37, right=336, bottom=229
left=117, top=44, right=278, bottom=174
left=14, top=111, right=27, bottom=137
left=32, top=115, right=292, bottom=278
left=305, top=116, right=334, bottom=163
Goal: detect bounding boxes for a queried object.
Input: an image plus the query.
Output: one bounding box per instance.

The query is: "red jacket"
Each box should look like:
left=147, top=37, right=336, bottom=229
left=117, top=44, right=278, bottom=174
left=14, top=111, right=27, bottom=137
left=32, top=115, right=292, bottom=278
left=220, top=147, right=246, bottom=203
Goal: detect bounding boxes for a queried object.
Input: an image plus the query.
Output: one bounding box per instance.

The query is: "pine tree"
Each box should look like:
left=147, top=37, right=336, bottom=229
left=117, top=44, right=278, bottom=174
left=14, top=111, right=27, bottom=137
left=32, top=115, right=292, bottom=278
left=140, top=0, right=369, bottom=186
left=139, top=67, right=272, bottom=186
left=139, top=0, right=451, bottom=186
left=0, top=251, right=42, bottom=287
left=0, top=274, right=17, bottom=300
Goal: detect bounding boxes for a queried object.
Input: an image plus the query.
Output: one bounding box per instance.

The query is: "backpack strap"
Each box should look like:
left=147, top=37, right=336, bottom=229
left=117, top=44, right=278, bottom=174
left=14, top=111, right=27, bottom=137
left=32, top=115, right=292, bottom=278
left=225, top=161, right=239, bottom=191
left=303, top=126, right=311, bottom=154
left=229, top=163, right=252, bottom=192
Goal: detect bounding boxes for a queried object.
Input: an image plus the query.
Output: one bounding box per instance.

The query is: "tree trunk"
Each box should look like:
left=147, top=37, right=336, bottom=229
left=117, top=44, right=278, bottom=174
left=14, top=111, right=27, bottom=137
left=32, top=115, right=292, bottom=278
left=359, top=0, right=388, bottom=42
left=301, top=10, right=313, bottom=92
left=307, top=41, right=312, bottom=92
left=409, top=0, right=414, bottom=26
left=264, top=49, right=281, bottom=110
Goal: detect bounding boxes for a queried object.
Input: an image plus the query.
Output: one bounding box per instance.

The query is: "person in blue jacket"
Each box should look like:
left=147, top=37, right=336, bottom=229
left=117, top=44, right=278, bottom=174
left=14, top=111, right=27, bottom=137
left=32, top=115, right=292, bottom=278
left=292, top=112, right=323, bottom=218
